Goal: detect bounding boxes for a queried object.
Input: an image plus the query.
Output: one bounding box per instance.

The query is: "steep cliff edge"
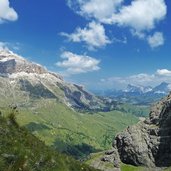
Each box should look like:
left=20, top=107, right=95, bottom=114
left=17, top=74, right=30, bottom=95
left=103, top=93, right=171, bottom=168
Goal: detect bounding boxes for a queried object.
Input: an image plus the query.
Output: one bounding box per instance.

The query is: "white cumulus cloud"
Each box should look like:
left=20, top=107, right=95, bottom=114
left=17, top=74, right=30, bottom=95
left=56, top=51, right=100, bottom=74
left=100, top=69, right=171, bottom=89
left=67, top=0, right=167, bottom=48
left=60, top=21, right=111, bottom=50
left=68, top=0, right=166, bottom=32
left=104, top=0, right=167, bottom=31
left=156, top=69, right=171, bottom=76
left=0, top=0, right=18, bottom=23
left=147, top=32, right=164, bottom=48
left=79, top=0, right=123, bottom=21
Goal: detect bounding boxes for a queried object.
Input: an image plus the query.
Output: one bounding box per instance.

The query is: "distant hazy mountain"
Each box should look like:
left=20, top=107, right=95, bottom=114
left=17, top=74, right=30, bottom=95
left=95, top=82, right=171, bottom=105
left=123, top=84, right=153, bottom=94
left=152, top=82, right=171, bottom=94
left=124, top=82, right=171, bottom=95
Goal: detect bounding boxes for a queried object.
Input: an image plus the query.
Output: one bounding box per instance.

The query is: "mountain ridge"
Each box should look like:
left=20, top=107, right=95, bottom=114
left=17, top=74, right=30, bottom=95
left=96, top=82, right=171, bottom=105
left=0, top=50, right=115, bottom=112
left=0, top=49, right=140, bottom=159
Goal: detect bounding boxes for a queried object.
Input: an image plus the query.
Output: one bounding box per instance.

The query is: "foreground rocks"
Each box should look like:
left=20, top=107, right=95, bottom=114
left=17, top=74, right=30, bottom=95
left=102, top=93, right=171, bottom=168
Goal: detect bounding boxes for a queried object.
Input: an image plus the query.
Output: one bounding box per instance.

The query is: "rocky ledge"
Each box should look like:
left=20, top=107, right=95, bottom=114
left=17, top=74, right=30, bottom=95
left=102, top=93, right=171, bottom=168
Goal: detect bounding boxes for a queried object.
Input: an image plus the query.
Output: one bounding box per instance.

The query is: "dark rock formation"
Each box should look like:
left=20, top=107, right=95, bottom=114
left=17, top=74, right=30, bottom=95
left=0, top=59, right=16, bottom=74
left=103, top=93, right=171, bottom=168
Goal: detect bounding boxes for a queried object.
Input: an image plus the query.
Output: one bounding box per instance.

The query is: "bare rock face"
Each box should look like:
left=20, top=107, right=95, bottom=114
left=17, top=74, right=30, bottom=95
left=103, top=93, right=171, bottom=168
left=0, top=50, right=47, bottom=74
left=0, top=59, right=16, bottom=74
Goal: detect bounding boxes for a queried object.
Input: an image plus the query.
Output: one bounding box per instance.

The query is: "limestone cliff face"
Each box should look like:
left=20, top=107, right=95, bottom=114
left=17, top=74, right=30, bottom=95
left=103, top=93, right=171, bottom=168
left=0, top=50, right=47, bottom=74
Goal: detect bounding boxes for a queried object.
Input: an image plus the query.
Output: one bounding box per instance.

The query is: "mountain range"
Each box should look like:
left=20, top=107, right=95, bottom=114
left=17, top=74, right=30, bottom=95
left=95, top=82, right=171, bottom=105
left=0, top=49, right=116, bottom=112
left=124, top=82, right=171, bottom=95
left=1, top=49, right=171, bottom=171
left=0, top=49, right=140, bottom=160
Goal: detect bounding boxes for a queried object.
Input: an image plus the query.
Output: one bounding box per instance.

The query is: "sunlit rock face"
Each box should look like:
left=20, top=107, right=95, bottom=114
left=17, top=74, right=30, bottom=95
left=103, top=93, right=171, bottom=168
left=0, top=50, right=47, bottom=74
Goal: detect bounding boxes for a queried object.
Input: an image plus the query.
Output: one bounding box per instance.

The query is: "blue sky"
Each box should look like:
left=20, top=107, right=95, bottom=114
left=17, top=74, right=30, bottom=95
left=0, top=0, right=171, bottom=90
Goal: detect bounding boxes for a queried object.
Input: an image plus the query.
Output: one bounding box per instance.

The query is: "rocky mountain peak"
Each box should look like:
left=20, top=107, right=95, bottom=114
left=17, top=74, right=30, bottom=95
left=124, top=84, right=152, bottom=94
left=0, top=50, right=47, bottom=75
left=153, top=82, right=171, bottom=93
left=0, top=49, right=115, bottom=112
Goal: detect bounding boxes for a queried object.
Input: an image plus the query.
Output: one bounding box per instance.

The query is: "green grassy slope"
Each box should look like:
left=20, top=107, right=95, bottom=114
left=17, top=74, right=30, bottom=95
left=0, top=76, right=146, bottom=159
left=116, top=103, right=150, bottom=117
left=13, top=99, right=138, bottom=159
left=0, top=110, right=99, bottom=171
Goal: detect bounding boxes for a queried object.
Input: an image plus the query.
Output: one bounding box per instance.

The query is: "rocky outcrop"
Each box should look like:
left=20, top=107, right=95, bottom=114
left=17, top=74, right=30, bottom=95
left=102, top=93, right=171, bottom=168
left=0, top=50, right=47, bottom=74
left=15, top=62, right=46, bottom=74
left=0, top=59, right=16, bottom=74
